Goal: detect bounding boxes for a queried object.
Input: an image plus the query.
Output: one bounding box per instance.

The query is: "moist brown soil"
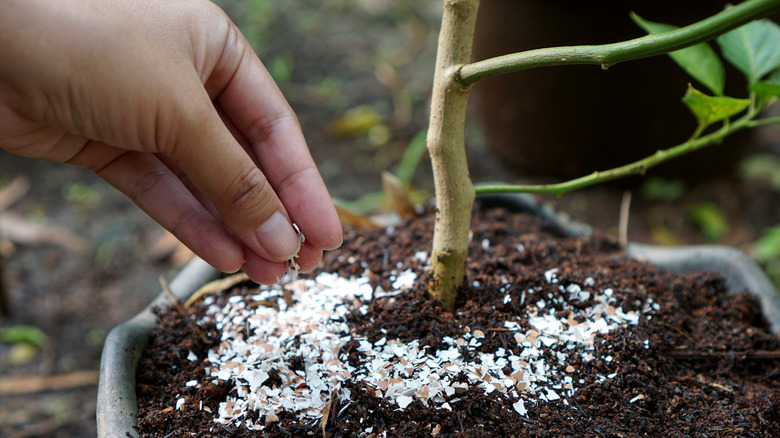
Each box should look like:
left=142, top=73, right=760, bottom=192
left=135, top=204, right=780, bottom=437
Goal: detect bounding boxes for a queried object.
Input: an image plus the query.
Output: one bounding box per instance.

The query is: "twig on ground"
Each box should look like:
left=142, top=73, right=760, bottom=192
left=618, top=191, right=632, bottom=248
left=0, top=370, right=99, bottom=396
left=184, top=272, right=250, bottom=307
left=0, top=176, right=30, bottom=211
left=159, top=275, right=178, bottom=306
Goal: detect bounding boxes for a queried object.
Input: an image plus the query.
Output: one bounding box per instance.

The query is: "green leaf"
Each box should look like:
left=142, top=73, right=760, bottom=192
left=750, top=70, right=780, bottom=101
left=682, top=85, right=750, bottom=128
left=755, top=223, right=780, bottom=262
left=738, top=153, right=780, bottom=191
left=687, top=202, right=728, bottom=241
left=268, top=54, right=294, bottom=84
left=396, top=129, right=428, bottom=186
left=639, top=177, right=686, bottom=202
left=751, top=81, right=780, bottom=100
left=0, top=325, right=48, bottom=347
left=717, top=19, right=780, bottom=84
left=631, top=13, right=725, bottom=95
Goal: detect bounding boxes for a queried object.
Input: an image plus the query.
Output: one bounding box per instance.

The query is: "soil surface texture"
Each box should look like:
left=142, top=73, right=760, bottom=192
left=136, top=205, right=780, bottom=437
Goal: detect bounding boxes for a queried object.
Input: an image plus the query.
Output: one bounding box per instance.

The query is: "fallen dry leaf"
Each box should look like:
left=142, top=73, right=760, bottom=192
left=319, top=388, right=338, bottom=438
left=0, top=370, right=98, bottom=396
left=0, top=212, right=89, bottom=253
left=335, top=204, right=381, bottom=230
left=0, top=176, right=90, bottom=253
left=382, top=171, right=417, bottom=220
left=0, top=176, right=30, bottom=211
left=328, top=105, right=382, bottom=138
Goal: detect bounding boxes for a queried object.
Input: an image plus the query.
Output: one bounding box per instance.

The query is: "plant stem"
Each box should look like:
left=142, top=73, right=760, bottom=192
left=746, top=115, right=780, bottom=127
left=458, top=0, right=780, bottom=86
left=475, top=110, right=758, bottom=197
left=426, top=0, right=479, bottom=311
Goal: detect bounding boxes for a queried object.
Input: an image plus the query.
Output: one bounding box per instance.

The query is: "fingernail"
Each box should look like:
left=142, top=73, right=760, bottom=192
left=256, top=211, right=301, bottom=260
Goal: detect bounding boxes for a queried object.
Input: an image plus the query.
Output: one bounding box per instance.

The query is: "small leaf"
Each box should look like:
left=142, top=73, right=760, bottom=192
left=639, top=177, right=686, bottom=202
left=750, top=71, right=780, bottom=101
left=7, top=343, right=39, bottom=366
left=687, top=202, right=728, bottom=241
left=631, top=13, right=725, bottom=95
left=85, top=329, right=106, bottom=347
left=755, top=223, right=780, bottom=262
left=382, top=171, right=417, bottom=220
left=650, top=225, right=687, bottom=246
left=328, top=105, right=382, bottom=138
left=738, top=153, right=780, bottom=191
left=681, top=85, right=750, bottom=128
left=62, top=182, right=102, bottom=209
left=750, top=81, right=780, bottom=100
left=268, top=54, right=294, bottom=84
left=395, top=129, right=428, bottom=186
left=717, top=19, right=780, bottom=84
left=0, top=325, right=48, bottom=347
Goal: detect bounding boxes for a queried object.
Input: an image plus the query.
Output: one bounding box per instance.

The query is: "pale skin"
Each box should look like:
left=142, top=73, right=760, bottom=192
left=0, top=0, right=343, bottom=283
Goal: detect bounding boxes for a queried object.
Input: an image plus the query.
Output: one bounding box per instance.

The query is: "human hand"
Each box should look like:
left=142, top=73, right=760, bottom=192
left=0, top=0, right=342, bottom=283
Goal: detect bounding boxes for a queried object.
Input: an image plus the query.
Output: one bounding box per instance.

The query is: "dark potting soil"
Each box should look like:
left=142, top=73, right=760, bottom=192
left=135, top=205, right=780, bottom=437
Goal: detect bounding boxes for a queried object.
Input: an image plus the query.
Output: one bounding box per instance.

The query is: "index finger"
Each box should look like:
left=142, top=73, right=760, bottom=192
left=208, top=33, right=342, bottom=252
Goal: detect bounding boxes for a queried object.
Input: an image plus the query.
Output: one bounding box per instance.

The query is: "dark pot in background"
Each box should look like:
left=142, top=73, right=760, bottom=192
left=97, top=194, right=780, bottom=437
left=471, top=0, right=753, bottom=180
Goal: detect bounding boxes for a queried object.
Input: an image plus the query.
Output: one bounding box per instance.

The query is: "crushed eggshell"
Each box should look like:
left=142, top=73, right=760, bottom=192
left=192, top=265, right=655, bottom=432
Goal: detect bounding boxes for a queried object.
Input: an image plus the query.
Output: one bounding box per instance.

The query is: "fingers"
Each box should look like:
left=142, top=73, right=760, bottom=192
left=206, top=31, right=343, bottom=253
left=242, top=250, right=287, bottom=284
left=68, top=140, right=246, bottom=273
left=169, top=89, right=303, bottom=263
left=68, top=137, right=325, bottom=284
left=242, top=242, right=323, bottom=284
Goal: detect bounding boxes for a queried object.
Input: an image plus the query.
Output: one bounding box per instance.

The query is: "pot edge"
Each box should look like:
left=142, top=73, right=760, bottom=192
left=96, top=257, right=220, bottom=438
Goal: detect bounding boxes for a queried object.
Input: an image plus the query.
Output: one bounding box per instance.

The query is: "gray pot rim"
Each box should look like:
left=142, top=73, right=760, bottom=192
left=97, top=257, right=220, bottom=438
left=97, top=194, right=780, bottom=437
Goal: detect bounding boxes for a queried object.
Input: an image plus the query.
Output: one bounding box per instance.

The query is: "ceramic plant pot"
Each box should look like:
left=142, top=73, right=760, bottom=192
left=96, top=194, right=780, bottom=437
left=97, top=258, right=220, bottom=438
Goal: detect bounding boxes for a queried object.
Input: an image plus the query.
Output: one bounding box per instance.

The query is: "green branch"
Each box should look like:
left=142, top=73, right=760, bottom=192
left=746, top=115, right=780, bottom=127
left=475, top=110, right=759, bottom=197
left=458, top=0, right=780, bottom=86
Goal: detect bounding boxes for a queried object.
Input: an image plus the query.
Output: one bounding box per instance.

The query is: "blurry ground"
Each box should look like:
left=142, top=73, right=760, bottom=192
left=1, top=1, right=779, bottom=437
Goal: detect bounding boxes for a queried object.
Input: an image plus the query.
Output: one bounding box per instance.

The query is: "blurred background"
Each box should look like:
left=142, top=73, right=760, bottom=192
left=2, top=0, right=779, bottom=436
